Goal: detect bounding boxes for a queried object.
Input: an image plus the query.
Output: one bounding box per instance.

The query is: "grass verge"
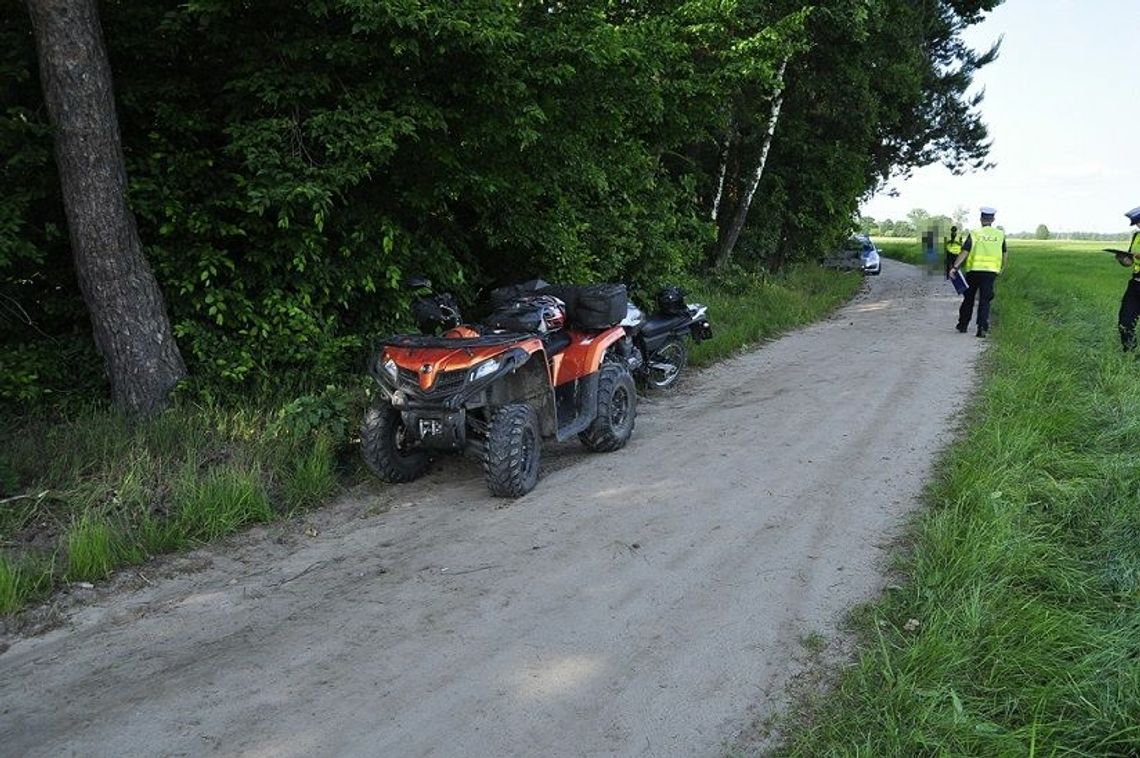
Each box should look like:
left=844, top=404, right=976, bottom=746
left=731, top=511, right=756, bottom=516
left=688, top=262, right=863, bottom=367
left=772, top=240, right=1140, bottom=754
left=0, top=264, right=860, bottom=617
left=1, top=390, right=355, bottom=614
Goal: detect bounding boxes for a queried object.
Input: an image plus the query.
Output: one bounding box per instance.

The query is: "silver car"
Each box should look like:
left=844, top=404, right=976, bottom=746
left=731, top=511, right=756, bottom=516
left=857, top=235, right=881, bottom=275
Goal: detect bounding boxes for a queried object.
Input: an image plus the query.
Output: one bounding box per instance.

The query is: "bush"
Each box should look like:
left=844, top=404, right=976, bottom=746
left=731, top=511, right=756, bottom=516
left=267, top=386, right=354, bottom=444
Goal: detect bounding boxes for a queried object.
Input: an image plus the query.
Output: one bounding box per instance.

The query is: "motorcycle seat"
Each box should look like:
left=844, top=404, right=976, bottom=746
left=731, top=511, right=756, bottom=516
left=641, top=313, right=691, bottom=338
left=543, top=330, right=572, bottom=356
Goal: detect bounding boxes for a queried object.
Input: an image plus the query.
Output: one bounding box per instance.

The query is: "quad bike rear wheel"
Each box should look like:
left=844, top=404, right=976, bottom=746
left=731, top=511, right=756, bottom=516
left=361, top=402, right=430, bottom=482
left=579, top=364, right=636, bottom=452
left=645, top=337, right=687, bottom=391
left=483, top=403, right=541, bottom=497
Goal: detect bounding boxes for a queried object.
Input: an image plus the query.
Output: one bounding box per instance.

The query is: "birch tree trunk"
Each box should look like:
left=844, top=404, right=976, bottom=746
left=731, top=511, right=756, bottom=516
left=26, top=0, right=186, bottom=414
left=713, top=56, right=789, bottom=270
left=710, top=132, right=732, bottom=222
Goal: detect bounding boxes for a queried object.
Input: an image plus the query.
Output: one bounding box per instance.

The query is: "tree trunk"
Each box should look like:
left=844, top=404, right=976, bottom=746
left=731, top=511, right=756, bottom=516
left=26, top=0, right=186, bottom=414
left=770, top=217, right=789, bottom=272
left=709, top=130, right=733, bottom=223
left=714, top=56, right=789, bottom=270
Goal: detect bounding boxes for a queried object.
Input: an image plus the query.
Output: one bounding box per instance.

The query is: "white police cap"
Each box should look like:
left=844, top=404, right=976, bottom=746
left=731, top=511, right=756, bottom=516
left=1125, top=206, right=1140, bottom=222
left=980, top=206, right=996, bottom=216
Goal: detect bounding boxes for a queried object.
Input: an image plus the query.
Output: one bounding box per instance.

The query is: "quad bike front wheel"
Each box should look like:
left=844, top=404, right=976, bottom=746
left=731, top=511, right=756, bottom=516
left=579, top=364, right=637, bottom=452
left=483, top=403, right=541, bottom=497
left=645, top=337, right=687, bottom=391
left=361, top=402, right=430, bottom=483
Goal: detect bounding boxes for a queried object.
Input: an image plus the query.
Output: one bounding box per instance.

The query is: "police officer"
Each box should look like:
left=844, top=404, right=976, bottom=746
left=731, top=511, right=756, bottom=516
left=1115, top=206, right=1140, bottom=350
left=949, top=207, right=1007, bottom=338
left=944, top=225, right=963, bottom=278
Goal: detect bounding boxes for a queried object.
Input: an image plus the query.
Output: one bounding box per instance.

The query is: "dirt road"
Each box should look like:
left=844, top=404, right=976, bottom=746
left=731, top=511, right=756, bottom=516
left=0, top=259, right=983, bottom=757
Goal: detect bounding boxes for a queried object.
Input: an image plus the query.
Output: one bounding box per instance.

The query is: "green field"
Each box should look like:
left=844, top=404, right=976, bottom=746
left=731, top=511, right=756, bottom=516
left=874, top=236, right=1126, bottom=264
left=777, top=240, right=1140, bottom=754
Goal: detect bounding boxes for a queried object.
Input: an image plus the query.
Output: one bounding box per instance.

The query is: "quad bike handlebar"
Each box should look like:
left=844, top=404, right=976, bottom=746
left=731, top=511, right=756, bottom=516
left=411, top=293, right=462, bottom=333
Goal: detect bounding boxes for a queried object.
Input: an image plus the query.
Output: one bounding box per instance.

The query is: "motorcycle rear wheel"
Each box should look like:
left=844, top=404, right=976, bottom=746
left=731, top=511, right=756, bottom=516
left=645, top=337, right=687, bottom=391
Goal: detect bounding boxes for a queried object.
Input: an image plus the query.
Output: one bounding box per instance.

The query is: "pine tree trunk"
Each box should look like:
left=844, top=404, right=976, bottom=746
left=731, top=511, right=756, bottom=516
left=714, top=57, right=789, bottom=270
left=26, top=0, right=186, bottom=414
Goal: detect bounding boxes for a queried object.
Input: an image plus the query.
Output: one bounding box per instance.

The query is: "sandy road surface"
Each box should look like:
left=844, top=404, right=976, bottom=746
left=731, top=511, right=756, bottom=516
left=0, top=259, right=983, bottom=757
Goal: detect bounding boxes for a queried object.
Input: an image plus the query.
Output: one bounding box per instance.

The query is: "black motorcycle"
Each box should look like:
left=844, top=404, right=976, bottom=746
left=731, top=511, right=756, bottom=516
left=620, top=286, right=712, bottom=391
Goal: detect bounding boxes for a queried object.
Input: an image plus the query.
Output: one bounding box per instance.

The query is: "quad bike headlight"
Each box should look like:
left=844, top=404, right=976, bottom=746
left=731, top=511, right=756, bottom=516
left=468, top=357, right=501, bottom=383
left=381, top=357, right=398, bottom=383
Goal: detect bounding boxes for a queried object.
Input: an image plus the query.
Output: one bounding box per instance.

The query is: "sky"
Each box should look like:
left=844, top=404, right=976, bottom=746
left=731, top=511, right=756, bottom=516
left=860, top=0, right=1140, bottom=234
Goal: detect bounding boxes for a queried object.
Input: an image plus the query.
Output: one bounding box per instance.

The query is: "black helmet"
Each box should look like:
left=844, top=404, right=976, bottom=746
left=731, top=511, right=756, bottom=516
left=656, top=286, right=688, bottom=316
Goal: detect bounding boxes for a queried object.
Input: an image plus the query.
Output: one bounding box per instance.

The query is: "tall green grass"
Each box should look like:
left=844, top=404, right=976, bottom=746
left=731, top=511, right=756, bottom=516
left=0, top=553, right=53, bottom=614
left=774, top=240, right=1140, bottom=755
left=1, top=396, right=349, bottom=613
left=280, top=434, right=339, bottom=512
left=173, top=463, right=274, bottom=541
left=64, top=511, right=117, bottom=581
left=688, top=263, right=862, bottom=367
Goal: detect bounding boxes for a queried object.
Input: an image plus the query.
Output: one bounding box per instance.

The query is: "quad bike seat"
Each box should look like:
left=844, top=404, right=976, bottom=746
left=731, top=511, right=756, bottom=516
left=641, top=313, right=692, bottom=338
left=542, top=330, right=572, bottom=356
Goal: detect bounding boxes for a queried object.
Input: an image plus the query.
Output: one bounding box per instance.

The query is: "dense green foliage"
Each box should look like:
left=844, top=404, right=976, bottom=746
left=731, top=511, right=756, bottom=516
left=0, top=0, right=1001, bottom=404
left=774, top=240, right=1140, bottom=755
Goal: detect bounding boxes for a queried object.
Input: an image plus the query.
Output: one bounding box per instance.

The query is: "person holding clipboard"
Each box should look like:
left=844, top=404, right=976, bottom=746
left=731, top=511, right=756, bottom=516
left=1109, top=207, right=1140, bottom=351
left=944, top=226, right=964, bottom=279
left=949, top=207, right=1007, bottom=338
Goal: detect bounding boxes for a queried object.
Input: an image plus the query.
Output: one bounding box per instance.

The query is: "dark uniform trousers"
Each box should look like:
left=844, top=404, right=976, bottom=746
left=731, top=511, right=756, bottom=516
left=1118, top=278, right=1140, bottom=351
left=944, top=252, right=957, bottom=278
left=958, top=271, right=997, bottom=332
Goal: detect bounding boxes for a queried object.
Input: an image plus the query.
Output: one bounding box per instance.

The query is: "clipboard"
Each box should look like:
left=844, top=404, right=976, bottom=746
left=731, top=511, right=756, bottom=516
left=949, top=268, right=969, bottom=295
left=1105, top=248, right=1135, bottom=267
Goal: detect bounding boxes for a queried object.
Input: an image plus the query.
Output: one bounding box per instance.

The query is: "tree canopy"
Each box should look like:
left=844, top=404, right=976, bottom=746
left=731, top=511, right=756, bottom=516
left=1, top=0, right=1003, bottom=404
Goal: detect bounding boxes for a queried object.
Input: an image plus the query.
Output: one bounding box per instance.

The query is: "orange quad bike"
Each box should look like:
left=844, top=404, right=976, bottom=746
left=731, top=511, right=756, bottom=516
left=362, top=278, right=637, bottom=497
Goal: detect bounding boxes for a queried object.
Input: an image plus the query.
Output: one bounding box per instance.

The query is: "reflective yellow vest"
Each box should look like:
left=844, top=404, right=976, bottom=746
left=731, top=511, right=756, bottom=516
left=1131, top=232, right=1140, bottom=276
left=946, top=238, right=962, bottom=255
left=965, top=226, right=1005, bottom=273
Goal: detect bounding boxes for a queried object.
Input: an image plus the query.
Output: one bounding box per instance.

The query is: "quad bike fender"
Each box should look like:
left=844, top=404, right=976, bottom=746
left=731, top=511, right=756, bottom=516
left=552, top=327, right=625, bottom=385
left=487, top=351, right=558, bottom=437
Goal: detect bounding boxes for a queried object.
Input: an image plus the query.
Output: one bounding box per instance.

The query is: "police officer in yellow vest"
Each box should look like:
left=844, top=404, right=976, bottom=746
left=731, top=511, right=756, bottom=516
left=944, top=226, right=963, bottom=279
left=949, top=206, right=1007, bottom=338
left=1115, top=206, right=1140, bottom=350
